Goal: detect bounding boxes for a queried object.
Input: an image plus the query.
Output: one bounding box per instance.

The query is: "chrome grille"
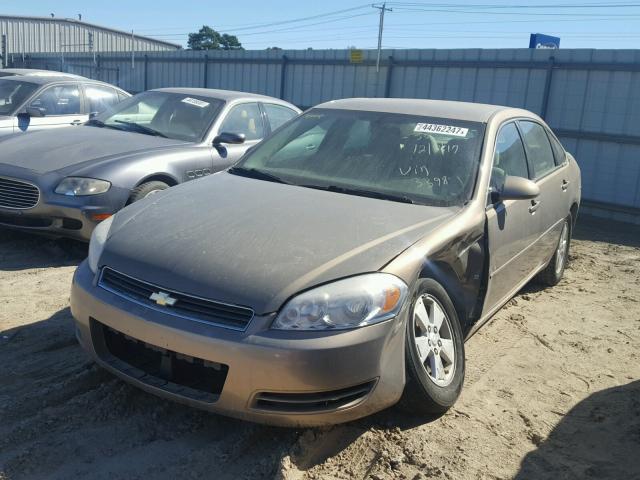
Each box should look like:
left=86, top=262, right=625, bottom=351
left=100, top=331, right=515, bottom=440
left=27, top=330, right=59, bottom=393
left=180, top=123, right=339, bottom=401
left=99, top=267, right=254, bottom=331
left=0, top=176, right=40, bottom=209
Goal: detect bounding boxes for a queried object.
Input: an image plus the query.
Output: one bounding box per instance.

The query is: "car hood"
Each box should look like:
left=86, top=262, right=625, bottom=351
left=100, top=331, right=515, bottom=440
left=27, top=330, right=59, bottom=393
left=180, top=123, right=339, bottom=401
left=100, top=172, right=459, bottom=315
left=0, top=126, right=189, bottom=174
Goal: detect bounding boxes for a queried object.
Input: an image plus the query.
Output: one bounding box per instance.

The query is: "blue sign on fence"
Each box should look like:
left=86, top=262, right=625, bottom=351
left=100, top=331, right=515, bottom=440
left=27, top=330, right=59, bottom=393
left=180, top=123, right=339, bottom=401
left=529, top=33, right=560, bottom=49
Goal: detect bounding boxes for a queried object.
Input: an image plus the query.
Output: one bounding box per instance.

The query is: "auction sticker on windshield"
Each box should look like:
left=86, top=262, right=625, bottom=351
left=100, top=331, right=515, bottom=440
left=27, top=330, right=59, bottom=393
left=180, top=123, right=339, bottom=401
left=414, top=123, right=468, bottom=137
left=181, top=97, right=210, bottom=108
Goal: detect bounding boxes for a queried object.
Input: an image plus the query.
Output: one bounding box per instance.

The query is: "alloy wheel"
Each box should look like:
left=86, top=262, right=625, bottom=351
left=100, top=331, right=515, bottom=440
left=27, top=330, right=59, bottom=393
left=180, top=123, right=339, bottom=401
left=413, top=294, right=456, bottom=387
left=555, top=222, right=569, bottom=276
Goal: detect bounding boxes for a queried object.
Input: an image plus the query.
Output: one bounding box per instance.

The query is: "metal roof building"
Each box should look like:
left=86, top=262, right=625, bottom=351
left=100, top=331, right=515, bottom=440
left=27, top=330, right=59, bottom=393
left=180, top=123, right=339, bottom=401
left=0, top=15, right=180, bottom=63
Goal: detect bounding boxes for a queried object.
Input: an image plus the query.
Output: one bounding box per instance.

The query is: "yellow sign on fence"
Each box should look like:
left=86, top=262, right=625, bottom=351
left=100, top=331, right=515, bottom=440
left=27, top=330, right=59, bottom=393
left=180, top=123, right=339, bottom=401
left=349, top=49, right=363, bottom=64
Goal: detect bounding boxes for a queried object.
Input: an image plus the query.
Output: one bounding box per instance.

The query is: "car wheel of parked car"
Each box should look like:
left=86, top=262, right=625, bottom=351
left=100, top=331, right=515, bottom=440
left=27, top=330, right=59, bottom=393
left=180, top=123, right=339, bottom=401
left=401, top=278, right=465, bottom=415
left=128, top=181, right=170, bottom=204
left=538, top=217, right=571, bottom=287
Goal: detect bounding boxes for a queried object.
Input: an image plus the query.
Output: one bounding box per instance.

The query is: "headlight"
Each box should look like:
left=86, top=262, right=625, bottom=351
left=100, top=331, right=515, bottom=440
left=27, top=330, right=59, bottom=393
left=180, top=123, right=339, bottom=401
left=88, top=215, right=113, bottom=273
left=272, top=273, right=408, bottom=331
left=55, top=177, right=111, bottom=196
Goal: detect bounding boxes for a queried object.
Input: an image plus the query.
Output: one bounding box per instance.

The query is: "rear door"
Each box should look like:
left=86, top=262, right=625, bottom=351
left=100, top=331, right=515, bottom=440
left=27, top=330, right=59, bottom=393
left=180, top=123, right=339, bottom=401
left=17, top=83, right=86, bottom=133
left=214, top=102, right=265, bottom=168
left=518, top=120, right=570, bottom=266
left=482, top=121, right=540, bottom=315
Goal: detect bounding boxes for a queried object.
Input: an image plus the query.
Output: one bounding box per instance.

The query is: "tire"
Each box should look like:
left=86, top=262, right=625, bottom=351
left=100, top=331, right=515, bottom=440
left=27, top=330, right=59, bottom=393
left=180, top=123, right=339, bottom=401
left=538, top=216, right=571, bottom=287
left=400, top=278, right=465, bottom=415
left=128, top=181, right=169, bottom=204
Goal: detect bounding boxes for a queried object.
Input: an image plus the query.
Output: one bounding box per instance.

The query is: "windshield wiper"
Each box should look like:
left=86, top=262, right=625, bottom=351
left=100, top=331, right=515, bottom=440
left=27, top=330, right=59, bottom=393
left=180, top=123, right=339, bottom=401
left=87, top=118, right=124, bottom=131
left=228, top=166, right=290, bottom=184
left=114, top=120, right=168, bottom=138
left=304, top=184, right=415, bottom=204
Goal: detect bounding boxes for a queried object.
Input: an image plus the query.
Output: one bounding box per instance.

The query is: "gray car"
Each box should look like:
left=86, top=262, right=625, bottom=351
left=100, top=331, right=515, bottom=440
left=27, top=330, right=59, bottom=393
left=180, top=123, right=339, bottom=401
left=0, top=88, right=300, bottom=240
left=71, top=98, right=581, bottom=426
left=0, top=75, right=129, bottom=137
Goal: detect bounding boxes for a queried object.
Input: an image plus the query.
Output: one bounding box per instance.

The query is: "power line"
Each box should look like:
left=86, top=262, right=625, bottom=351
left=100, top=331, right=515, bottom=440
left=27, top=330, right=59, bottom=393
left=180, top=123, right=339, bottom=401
left=389, top=1, right=640, bottom=8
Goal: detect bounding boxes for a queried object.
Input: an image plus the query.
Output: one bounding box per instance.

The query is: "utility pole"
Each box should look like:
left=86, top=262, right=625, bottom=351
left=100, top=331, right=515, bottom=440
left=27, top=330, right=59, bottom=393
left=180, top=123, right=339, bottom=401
left=131, top=30, right=135, bottom=69
left=373, top=3, right=392, bottom=73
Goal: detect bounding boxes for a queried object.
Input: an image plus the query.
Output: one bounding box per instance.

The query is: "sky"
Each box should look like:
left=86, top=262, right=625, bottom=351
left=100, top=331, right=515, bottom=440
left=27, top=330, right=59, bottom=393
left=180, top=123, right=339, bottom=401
left=2, top=0, right=640, bottom=50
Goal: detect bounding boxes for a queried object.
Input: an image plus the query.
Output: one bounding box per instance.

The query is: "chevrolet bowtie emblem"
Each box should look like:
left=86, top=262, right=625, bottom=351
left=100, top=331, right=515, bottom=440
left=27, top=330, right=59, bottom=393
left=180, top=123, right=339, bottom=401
left=150, top=291, right=177, bottom=307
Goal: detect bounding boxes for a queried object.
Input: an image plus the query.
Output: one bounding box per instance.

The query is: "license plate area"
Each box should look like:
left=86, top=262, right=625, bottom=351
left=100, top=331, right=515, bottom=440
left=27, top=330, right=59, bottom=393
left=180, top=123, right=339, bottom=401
left=90, top=318, right=228, bottom=403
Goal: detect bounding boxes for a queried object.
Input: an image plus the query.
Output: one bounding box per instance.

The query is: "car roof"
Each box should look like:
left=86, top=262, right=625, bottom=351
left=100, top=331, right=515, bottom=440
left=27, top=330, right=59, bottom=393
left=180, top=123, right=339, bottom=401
left=0, top=68, right=87, bottom=79
left=151, top=87, right=293, bottom=104
left=0, top=74, right=121, bottom=88
left=313, top=98, right=534, bottom=123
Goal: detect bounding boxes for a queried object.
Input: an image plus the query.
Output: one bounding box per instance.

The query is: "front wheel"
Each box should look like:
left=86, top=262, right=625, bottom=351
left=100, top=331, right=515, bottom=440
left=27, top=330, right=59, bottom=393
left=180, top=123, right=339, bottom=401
left=128, top=180, right=170, bottom=204
left=401, top=278, right=465, bottom=415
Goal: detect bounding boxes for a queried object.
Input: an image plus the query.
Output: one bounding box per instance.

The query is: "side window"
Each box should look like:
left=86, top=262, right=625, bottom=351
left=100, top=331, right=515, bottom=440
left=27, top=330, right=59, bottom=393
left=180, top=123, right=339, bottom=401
left=30, top=84, right=81, bottom=115
left=491, top=122, right=529, bottom=193
left=519, top=121, right=556, bottom=178
left=85, top=85, right=119, bottom=114
left=547, top=130, right=567, bottom=166
left=218, top=103, right=264, bottom=141
left=263, top=103, right=298, bottom=131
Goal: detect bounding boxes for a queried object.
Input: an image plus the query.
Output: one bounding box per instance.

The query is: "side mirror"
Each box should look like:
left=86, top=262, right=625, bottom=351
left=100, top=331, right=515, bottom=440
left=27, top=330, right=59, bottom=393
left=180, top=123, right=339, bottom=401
left=497, top=175, right=540, bottom=201
left=213, top=132, right=245, bottom=146
left=25, top=106, right=46, bottom=118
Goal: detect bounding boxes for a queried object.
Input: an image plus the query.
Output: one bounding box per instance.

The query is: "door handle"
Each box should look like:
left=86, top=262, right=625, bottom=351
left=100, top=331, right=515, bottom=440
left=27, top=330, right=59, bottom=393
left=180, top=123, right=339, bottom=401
left=528, top=199, right=541, bottom=214
left=561, top=179, right=570, bottom=191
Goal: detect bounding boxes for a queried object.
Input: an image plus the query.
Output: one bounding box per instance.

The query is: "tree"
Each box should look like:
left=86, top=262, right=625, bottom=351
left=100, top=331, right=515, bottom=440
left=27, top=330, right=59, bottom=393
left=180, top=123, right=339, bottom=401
left=187, top=26, right=243, bottom=50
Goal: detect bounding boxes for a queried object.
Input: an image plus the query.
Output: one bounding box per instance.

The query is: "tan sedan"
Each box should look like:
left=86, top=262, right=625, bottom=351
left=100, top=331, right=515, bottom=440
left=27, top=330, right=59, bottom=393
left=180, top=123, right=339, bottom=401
left=71, top=98, right=581, bottom=426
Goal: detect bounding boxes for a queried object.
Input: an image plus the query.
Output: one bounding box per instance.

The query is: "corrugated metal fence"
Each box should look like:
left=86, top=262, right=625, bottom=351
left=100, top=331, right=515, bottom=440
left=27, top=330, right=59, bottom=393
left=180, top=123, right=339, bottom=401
left=11, top=48, right=640, bottom=223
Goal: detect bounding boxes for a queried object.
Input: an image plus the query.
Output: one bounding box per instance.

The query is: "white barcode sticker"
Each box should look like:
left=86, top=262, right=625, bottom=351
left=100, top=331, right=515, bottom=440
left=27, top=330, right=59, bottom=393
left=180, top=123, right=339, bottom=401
left=414, top=123, right=468, bottom=137
left=181, top=97, right=210, bottom=108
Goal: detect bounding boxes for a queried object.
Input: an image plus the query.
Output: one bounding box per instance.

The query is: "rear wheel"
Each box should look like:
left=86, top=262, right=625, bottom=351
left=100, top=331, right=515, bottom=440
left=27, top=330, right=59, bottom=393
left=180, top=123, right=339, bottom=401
left=128, top=181, right=169, bottom=204
left=401, top=278, right=465, bottom=415
left=538, top=217, right=571, bottom=286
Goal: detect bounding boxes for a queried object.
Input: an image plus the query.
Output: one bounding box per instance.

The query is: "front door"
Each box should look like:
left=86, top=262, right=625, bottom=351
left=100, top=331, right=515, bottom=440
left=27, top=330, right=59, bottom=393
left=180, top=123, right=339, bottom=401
left=16, top=84, right=87, bottom=133
left=213, top=102, right=266, bottom=170
left=482, top=121, right=540, bottom=316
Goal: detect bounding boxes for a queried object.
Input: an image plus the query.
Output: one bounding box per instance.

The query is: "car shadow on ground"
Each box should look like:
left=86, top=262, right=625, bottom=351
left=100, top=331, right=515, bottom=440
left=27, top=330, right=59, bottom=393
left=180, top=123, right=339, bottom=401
left=0, top=229, right=87, bottom=271
left=0, top=305, right=439, bottom=479
left=514, top=380, right=640, bottom=479
left=573, top=214, right=640, bottom=249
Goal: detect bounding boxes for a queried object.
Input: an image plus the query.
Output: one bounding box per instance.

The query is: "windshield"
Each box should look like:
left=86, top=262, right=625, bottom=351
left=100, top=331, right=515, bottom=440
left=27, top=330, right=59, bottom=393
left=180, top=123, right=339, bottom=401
left=0, top=80, right=39, bottom=115
left=234, top=108, right=485, bottom=207
left=93, top=91, right=223, bottom=142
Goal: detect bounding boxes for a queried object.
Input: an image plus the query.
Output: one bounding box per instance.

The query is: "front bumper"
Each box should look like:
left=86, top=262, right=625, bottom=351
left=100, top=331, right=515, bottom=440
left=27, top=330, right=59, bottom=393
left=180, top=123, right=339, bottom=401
left=70, top=261, right=407, bottom=426
left=0, top=170, right=129, bottom=241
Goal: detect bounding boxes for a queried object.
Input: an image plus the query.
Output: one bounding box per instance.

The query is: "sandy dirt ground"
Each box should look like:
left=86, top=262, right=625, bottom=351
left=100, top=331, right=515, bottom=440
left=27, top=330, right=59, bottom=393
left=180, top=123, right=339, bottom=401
left=1, top=216, right=639, bottom=480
